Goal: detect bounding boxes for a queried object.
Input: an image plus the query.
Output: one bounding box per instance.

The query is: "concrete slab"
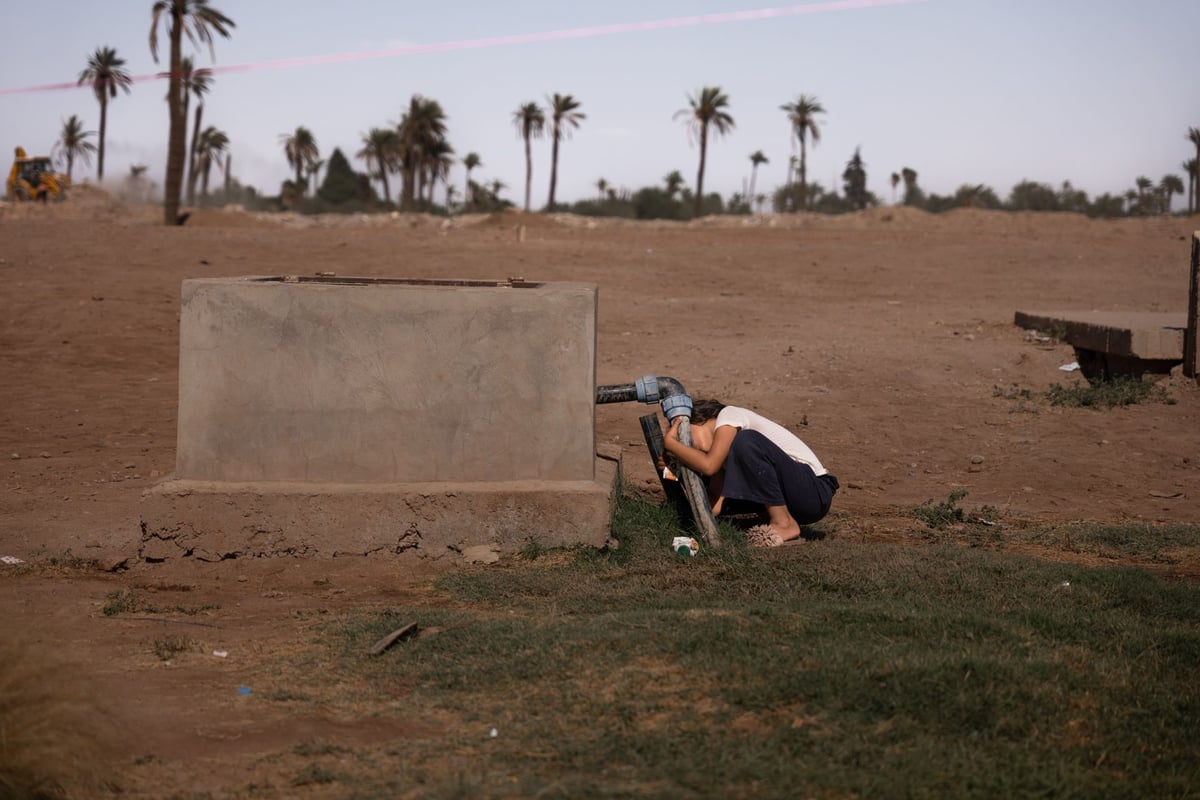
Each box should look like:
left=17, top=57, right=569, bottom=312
left=1014, top=310, right=1187, bottom=361
left=140, top=452, right=620, bottom=562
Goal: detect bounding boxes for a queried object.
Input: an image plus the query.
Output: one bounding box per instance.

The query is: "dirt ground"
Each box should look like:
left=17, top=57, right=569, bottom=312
left=1, top=188, right=1198, bottom=797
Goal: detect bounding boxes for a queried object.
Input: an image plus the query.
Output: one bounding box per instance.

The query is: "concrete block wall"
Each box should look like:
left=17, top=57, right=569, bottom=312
left=175, top=276, right=598, bottom=483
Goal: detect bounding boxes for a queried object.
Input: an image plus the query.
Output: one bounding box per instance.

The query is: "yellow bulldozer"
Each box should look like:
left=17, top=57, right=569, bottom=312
left=6, top=147, right=68, bottom=202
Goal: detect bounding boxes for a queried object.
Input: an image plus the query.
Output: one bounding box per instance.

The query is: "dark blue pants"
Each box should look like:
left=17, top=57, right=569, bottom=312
left=720, top=430, right=837, bottom=524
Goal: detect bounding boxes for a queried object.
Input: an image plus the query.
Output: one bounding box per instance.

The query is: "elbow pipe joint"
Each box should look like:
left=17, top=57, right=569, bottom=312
left=635, top=374, right=693, bottom=420
left=659, top=393, right=693, bottom=421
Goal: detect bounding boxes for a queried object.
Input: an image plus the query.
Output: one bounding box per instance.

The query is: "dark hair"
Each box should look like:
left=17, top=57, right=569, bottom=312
left=690, top=398, right=726, bottom=423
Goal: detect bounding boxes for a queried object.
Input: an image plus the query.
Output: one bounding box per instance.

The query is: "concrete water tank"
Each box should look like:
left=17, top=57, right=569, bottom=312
left=141, top=275, right=620, bottom=562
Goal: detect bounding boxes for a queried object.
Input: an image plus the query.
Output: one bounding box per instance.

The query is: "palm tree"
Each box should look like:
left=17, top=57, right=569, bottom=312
left=842, top=148, right=868, bottom=210
left=462, top=152, right=481, bottom=210
left=357, top=128, right=400, bottom=206
left=1135, top=175, right=1153, bottom=213
left=513, top=101, right=545, bottom=212
left=663, top=170, right=685, bottom=199
left=1160, top=174, right=1184, bottom=214
left=1187, top=127, right=1200, bottom=213
left=193, top=125, right=229, bottom=202
left=901, top=167, right=919, bottom=205
left=280, top=127, right=319, bottom=196
left=596, top=177, right=609, bottom=201
left=546, top=94, right=585, bottom=209
left=425, top=138, right=455, bottom=208
left=52, top=115, right=97, bottom=183
left=674, top=87, right=734, bottom=217
left=780, top=94, right=825, bottom=211
left=1184, top=158, right=1198, bottom=215
left=489, top=178, right=507, bottom=206
left=77, top=46, right=133, bottom=182
left=150, top=0, right=235, bottom=225
left=397, top=95, right=448, bottom=211
left=890, top=172, right=900, bottom=204
left=307, top=158, right=324, bottom=194
left=748, top=151, right=768, bottom=212
left=178, top=57, right=214, bottom=206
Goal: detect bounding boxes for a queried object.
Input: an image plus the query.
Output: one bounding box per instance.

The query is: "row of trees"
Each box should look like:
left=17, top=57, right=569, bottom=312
left=56, top=1, right=235, bottom=223
left=287, top=84, right=1196, bottom=221
left=890, top=166, right=1194, bottom=218
left=47, top=2, right=1200, bottom=224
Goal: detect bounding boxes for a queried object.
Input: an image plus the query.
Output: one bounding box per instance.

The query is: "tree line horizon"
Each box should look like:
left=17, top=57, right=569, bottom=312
left=41, top=1, right=1200, bottom=223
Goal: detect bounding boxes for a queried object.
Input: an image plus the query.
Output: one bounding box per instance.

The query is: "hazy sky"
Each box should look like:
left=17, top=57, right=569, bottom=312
left=2, top=0, right=1196, bottom=209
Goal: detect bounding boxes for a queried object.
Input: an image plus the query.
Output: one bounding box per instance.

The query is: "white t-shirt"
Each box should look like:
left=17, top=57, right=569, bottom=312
left=715, top=406, right=827, bottom=475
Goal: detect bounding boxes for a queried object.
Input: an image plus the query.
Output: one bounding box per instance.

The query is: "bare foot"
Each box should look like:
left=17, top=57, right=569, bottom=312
left=746, top=524, right=801, bottom=548
left=764, top=506, right=801, bottom=542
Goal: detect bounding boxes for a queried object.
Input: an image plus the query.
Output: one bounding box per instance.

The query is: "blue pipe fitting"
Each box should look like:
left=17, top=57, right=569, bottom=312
left=635, top=375, right=660, bottom=403
left=660, top=393, right=693, bottom=420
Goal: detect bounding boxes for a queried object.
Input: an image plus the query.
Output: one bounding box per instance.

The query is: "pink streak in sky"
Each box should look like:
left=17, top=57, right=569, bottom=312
left=1, top=0, right=924, bottom=96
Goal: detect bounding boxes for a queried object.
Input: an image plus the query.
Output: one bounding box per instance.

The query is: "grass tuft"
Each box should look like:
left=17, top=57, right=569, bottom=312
left=1046, top=377, right=1168, bottom=408
left=101, top=590, right=148, bottom=617
left=914, top=489, right=968, bottom=529
left=152, top=635, right=192, bottom=662
left=289, top=763, right=340, bottom=787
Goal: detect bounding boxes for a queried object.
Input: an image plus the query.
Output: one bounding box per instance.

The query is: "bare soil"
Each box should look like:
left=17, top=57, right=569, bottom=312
left=1, top=189, right=1197, bottom=797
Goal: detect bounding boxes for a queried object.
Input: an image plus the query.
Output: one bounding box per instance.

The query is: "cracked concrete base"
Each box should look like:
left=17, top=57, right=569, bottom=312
left=139, top=453, right=620, bottom=563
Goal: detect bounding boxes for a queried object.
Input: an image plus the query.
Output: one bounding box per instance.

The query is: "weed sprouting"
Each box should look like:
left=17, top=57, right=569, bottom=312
left=914, top=490, right=968, bottom=529
left=992, top=384, right=1033, bottom=401
left=518, top=540, right=546, bottom=560
left=293, top=742, right=352, bottom=758
left=102, top=589, right=152, bottom=616
left=994, top=377, right=1171, bottom=410
left=46, top=549, right=98, bottom=571
left=290, top=763, right=340, bottom=787
left=1046, top=377, right=1169, bottom=408
left=152, top=635, right=192, bottom=661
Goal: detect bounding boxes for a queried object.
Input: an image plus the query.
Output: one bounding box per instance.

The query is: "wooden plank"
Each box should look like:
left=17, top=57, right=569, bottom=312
left=366, top=622, right=419, bottom=657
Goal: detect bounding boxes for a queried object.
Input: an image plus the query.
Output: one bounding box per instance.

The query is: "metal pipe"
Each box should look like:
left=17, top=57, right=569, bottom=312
left=596, top=375, right=720, bottom=548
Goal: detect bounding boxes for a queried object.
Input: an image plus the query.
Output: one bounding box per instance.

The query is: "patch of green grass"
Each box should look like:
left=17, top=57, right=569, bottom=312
left=914, top=489, right=968, bottom=529
left=914, top=492, right=1003, bottom=540
left=289, top=763, right=340, bottom=787
left=165, top=602, right=221, bottom=616
left=995, top=377, right=1173, bottom=411
left=102, top=589, right=153, bottom=616
left=46, top=549, right=98, bottom=571
left=152, top=635, right=192, bottom=662
left=517, top=539, right=546, bottom=561
left=1025, top=522, right=1200, bottom=564
left=993, top=384, right=1034, bottom=401
left=292, top=741, right=352, bottom=758
left=101, top=590, right=217, bottom=618
left=258, top=490, right=1200, bottom=798
left=1045, top=377, right=1169, bottom=408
